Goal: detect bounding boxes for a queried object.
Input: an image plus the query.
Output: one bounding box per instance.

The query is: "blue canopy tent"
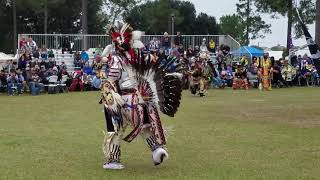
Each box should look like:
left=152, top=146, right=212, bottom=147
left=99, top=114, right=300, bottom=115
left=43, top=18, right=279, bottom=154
left=232, top=46, right=264, bottom=61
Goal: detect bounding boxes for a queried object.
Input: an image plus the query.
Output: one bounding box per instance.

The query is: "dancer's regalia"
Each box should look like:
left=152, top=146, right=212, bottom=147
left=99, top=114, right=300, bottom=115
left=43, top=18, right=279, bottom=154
left=99, top=24, right=183, bottom=170
left=258, top=56, right=273, bottom=91
left=232, top=64, right=249, bottom=90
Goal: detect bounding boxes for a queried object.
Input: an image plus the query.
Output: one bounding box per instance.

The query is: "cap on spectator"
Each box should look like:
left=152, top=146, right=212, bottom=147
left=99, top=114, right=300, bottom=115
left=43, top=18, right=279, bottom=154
left=53, top=67, right=58, bottom=72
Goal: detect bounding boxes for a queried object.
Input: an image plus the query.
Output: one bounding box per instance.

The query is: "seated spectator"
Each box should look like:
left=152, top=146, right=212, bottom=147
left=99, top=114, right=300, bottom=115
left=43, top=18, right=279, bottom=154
left=0, top=70, right=7, bottom=92
left=16, top=69, right=27, bottom=93
left=48, top=49, right=54, bottom=58
left=59, top=61, right=67, bottom=70
left=247, top=62, right=259, bottom=87
left=18, top=54, right=28, bottom=70
left=38, top=65, right=49, bottom=85
left=23, top=67, right=32, bottom=82
left=83, top=62, right=93, bottom=75
left=33, top=48, right=40, bottom=59
left=29, top=69, right=44, bottom=96
left=91, top=74, right=101, bottom=91
left=74, top=51, right=82, bottom=68
left=194, top=46, right=200, bottom=56
left=83, top=74, right=93, bottom=91
left=240, top=55, right=249, bottom=68
left=272, top=60, right=285, bottom=88
left=212, top=64, right=224, bottom=88
left=224, top=64, right=234, bottom=87
left=52, top=66, right=59, bottom=76
left=178, top=44, right=184, bottom=55
left=69, top=69, right=84, bottom=91
left=40, top=46, right=48, bottom=61
left=81, top=50, right=89, bottom=63
left=169, top=44, right=180, bottom=59
left=157, top=48, right=167, bottom=61
left=7, top=70, right=23, bottom=95
left=40, top=59, right=47, bottom=69
left=186, top=45, right=195, bottom=58
left=94, top=52, right=101, bottom=64
left=48, top=58, right=56, bottom=69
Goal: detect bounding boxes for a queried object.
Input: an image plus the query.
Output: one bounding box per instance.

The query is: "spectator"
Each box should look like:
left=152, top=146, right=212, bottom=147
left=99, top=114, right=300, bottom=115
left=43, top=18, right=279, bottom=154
left=169, top=44, right=180, bottom=59
left=28, top=37, right=37, bottom=52
left=47, top=58, right=56, bottom=69
left=48, top=49, right=54, bottom=59
left=33, top=48, right=40, bottom=59
left=38, top=65, right=49, bottom=85
left=59, top=61, right=67, bottom=70
left=95, top=44, right=103, bottom=56
left=7, top=70, right=23, bottom=95
left=208, top=39, right=216, bottom=53
left=40, top=46, right=48, bottom=61
left=272, top=60, right=285, bottom=88
left=94, top=51, right=102, bottom=64
left=194, top=45, right=200, bottom=56
left=186, top=45, right=195, bottom=58
left=149, top=37, right=160, bottom=52
left=69, top=69, right=84, bottom=91
left=18, top=54, right=28, bottom=70
left=178, top=44, right=184, bottom=55
left=19, top=37, right=28, bottom=51
left=83, top=62, right=93, bottom=75
left=52, top=66, right=59, bottom=76
left=3, top=60, right=13, bottom=72
left=62, top=36, right=71, bottom=54
left=174, top=32, right=183, bottom=46
left=200, top=38, right=208, bottom=53
left=0, top=70, right=7, bottom=92
left=161, top=32, right=171, bottom=55
left=29, top=69, right=44, bottom=96
left=157, top=48, right=167, bottom=61
left=81, top=49, right=89, bottom=63
left=240, top=55, right=249, bottom=68
left=83, top=74, right=93, bottom=91
left=91, top=74, right=102, bottom=90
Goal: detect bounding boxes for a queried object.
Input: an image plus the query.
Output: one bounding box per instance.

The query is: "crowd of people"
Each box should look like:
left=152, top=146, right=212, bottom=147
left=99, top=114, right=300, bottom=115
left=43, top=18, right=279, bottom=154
left=185, top=45, right=320, bottom=97
left=1, top=33, right=319, bottom=96
left=0, top=37, right=103, bottom=95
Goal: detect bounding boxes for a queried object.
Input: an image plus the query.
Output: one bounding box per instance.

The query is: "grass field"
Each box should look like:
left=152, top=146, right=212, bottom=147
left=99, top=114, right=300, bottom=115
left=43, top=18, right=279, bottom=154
left=0, top=88, right=320, bottom=180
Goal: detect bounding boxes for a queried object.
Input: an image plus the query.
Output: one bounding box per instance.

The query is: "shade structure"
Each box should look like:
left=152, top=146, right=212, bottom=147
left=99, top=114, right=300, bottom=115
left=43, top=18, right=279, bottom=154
left=232, top=46, right=264, bottom=58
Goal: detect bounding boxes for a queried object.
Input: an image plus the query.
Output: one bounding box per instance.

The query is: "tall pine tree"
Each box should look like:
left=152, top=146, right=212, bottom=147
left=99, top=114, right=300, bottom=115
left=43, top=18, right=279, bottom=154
left=236, top=0, right=271, bottom=45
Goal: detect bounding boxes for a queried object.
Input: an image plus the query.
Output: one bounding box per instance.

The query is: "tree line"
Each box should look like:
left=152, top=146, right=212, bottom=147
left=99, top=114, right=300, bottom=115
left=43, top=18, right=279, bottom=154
left=0, top=0, right=319, bottom=53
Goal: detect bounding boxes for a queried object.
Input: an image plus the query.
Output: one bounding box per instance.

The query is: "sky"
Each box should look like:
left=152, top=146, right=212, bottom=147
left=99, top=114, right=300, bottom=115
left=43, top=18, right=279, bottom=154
left=187, top=0, right=316, bottom=48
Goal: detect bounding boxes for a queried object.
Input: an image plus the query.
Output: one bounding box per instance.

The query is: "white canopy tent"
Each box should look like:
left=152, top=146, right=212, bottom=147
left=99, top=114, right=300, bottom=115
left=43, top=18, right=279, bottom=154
left=267, top=51, right=283, bottom=60
left=0, top=52, right=16, bottom=71
left=0, top=52, right=16, bottom=61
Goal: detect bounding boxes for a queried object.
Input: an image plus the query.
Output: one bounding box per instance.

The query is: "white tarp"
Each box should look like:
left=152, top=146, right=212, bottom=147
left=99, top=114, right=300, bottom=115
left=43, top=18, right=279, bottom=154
left=267, top=51, right=283, bottom=60
left=0, top=52, right=16, bottom=61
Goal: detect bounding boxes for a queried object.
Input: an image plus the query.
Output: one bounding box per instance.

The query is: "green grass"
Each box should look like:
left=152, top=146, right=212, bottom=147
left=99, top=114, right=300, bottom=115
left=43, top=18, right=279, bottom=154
left=0, top=88, right=320, bottom=180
